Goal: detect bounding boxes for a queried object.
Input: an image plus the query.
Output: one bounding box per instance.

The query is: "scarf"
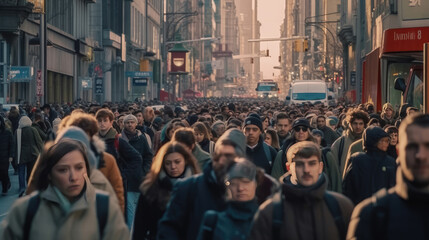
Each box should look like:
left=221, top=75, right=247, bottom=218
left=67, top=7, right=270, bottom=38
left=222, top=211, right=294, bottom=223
left=120, top=128, right=138, bottom=142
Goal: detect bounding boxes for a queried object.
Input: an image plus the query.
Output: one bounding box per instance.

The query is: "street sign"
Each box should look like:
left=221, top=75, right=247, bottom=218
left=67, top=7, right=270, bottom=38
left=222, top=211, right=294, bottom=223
left=36, top=70, right=43, bottom=96
left=125, top=71, right=152, bottom=78
left=9, top=66, right=33, bottom=82
left=133, top=77, right=148, bottom=86
left=80, top=77, right=92, bottom=89
left=95, top=77, right=103, bottom=95
left=212, top=51, right=233, bottom=58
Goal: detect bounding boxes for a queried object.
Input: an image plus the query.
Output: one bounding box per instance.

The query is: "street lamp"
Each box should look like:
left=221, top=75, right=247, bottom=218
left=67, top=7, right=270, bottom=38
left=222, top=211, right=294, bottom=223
left=168, top=39, right=190, bottom=102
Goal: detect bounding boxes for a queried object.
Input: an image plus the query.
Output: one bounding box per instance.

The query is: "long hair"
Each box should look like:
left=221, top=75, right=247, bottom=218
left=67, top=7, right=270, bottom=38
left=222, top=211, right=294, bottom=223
left=192, top=122, right=210, bottom=140
left=141, top=141, right=200, bottom=193
left=33, top=138, right=90, bottom=191
left=265, top=129, right=280, bottom=150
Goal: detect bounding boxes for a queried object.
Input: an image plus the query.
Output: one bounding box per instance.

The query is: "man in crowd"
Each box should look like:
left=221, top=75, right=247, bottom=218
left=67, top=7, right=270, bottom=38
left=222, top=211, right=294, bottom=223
left=331, top=109, right=369, bottom=175
left=157, top=129, right=246, bottom=240
left=250, top=141, right=354, bottom=240
left=275, top=113, right=292, bottom=147
left=243, top=116, right=277, bottom=174
left=347, top=113, right=429, bottom=239
left=316, top=115, right=340, bottom=147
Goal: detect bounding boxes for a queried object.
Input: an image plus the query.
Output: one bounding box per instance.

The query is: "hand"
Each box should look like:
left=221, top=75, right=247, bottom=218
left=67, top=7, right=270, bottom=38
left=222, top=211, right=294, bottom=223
left=8, top=157, right=12, bottom=163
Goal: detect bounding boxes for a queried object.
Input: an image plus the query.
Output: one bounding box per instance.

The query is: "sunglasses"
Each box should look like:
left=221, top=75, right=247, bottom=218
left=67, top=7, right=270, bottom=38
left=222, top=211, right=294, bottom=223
left=294, top=126, right=308, bottom=132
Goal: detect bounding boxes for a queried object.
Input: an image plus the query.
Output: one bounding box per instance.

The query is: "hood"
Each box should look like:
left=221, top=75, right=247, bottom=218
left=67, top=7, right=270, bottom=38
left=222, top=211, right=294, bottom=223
left=214, top=128, right=246, bottom=157
left=55, top=126, right=98, bottom=169
left=363, top=126, right=389, bottom=152
left=18, top=116, right=32, bottom=129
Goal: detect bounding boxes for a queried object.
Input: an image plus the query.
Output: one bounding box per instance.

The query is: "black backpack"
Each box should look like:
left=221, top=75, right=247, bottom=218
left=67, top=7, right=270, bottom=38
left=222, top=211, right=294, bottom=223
left=23, top=192, right=109, bottom=240
left=272, top=190, right=346, bottom=240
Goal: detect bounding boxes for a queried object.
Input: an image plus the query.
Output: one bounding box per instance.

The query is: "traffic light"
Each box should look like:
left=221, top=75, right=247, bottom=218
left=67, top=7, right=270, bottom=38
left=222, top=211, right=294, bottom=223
left=303, top=39, right=309, bottom=52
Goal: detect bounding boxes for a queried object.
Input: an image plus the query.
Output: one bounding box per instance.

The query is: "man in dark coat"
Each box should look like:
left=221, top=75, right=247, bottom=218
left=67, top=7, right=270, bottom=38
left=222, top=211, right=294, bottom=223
left=243, top=116, right=277, bottom=174
left=347, top=113, right=429, bottom=240
left=250, top=141, right=354, bottom=240
left=157, top=129, right=247, bottom=240
left=0, top=116, right=13, bottom=195
left=41, top=103, right=58, bottom=126
left=343, top=126, right=397, bottom=204
left=316, top=115, right=340, bottom=147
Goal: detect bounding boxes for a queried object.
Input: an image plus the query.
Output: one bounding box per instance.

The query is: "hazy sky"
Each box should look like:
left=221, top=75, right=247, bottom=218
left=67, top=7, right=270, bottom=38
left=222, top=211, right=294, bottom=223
left=257, top=0, right=285, bottom=79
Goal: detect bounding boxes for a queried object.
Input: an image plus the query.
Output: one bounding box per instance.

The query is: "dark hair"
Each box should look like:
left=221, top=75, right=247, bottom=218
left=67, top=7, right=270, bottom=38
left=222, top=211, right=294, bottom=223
left=264, top=129, right=280, bottom=150
left=193, top=122, right=210, bottom=140
left=35, top=139, right=90, bottom=191
left=275, top=112, right=289, bottom=124
left=172, top=127, right=196, bottom=148
left=287, top=141, right=321, bottom=163
left=385, top=126, right=398, bottom=135
left=346, top=109, right=370, bottom=126
left=368, top=118, right=380, bottom=126
left=65, top=112, right=99, bottom=137
left=96, top=108, right=115, bottom=121
left=133, top=109, right=143, bottom=116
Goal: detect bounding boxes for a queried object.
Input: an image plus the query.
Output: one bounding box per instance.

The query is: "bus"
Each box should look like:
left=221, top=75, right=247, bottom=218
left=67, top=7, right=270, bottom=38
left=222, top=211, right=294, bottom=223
left=285, top=80, right=331, bottom=106
left=255, top=80, right=279, bottom=98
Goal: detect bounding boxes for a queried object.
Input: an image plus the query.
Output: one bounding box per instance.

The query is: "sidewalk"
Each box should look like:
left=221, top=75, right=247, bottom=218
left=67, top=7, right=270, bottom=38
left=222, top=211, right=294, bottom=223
left=0, top=166, right=20, bottom=222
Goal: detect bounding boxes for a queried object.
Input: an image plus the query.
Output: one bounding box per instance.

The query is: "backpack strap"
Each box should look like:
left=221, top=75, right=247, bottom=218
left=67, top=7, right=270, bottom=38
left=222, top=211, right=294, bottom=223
left=272, top=191, right=283, bottom=240
left=200, top=211, right=219, bottom=240
left=337, top=137, right=345, bottom=167
left=96, top=192, right=109, bottom=238
left=263, top=142, right=273, bottom=165
left=23, top=194, right=41, bottom=240
left=324, top=192, right=346, bottom=240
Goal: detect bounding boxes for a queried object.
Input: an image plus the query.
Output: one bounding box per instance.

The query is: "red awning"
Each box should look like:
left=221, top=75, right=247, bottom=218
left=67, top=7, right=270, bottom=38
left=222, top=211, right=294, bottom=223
left=160, top=90, right=174, bottom=102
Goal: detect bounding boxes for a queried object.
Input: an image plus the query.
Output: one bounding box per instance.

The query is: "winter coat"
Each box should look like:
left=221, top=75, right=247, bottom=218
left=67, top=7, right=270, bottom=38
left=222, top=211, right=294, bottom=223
left=99, top=128, right=143, bottom=192
left=343, top=139, right=363, bottom=178
left=193, top=144, right=211, bottom=169
left=198, top=138, right=214, bottom=154
left=196, top=200, right=258, bottom=240
left=245, top=137, right=277, bottom=174
left=98, top=152, right=125, bottom=213
left=323, top=149, right=342, bottom=193
left=0, top=128, right=13, bottom=170
left=331, top=129, right=362, bottom=176
left=343, top=126, right=397, bottom=205
left=121, top=129, right=153, bottom=178
left=0, top=177, right=129, bottom=240
left=249, top=173, right=354, bottom=240
left=157, top=163, right=227, bottom=240
left=31, top=122, right=47, bottom=142
left=347, top=167, right=429, bottom=240
left=14, top=117, right=43, bottom=165
left=319, top=125, right=340, bottom=147
left=132, top=168, right=195, bottom=240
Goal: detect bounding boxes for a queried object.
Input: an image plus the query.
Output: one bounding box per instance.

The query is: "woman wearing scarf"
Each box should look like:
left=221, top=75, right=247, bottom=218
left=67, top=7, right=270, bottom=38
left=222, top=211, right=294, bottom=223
left=14, top=116, right=43, bottom=195
left=132, top=141, right=200, bottom=240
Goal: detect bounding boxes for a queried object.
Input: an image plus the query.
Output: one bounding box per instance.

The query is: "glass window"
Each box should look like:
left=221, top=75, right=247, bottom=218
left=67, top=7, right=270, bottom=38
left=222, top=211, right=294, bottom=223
left=405, top=69, right=423, bottom=110
left=292, top=93, right=326, bottom=100
left=386, top=62, right=413, bottom=109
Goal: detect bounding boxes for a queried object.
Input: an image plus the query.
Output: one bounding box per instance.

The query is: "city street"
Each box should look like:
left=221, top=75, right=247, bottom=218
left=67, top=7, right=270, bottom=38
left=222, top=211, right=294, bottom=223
left=0, top=166, right=20, bottom=223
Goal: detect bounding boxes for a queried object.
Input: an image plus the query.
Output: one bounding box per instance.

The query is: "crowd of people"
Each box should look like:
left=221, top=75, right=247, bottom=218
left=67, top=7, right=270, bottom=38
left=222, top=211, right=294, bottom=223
left=0, top=98, right=427, bottom=239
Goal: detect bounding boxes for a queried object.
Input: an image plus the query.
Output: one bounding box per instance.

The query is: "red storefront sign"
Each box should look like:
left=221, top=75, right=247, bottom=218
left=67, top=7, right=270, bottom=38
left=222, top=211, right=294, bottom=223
left=382, top=27, right=429, bottom=54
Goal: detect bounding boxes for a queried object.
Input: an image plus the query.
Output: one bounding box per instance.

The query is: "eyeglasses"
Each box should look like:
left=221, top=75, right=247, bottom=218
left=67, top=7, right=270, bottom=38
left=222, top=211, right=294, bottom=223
left=294, top=126, right=308, bottom=132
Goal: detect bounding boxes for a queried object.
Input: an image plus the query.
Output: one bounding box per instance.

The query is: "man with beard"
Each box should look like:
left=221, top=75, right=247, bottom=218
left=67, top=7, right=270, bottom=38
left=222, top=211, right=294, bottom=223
left=243, top=116, right=277, bottom=174
left=275, top=113, right=292, bottom=147
left=347, top=113, right=429, bottom=239
left=249, top=141, right=354, bottom=240
left=316, top=115, right=340, bottom=147
left=331, top=109, right=369, bottom=175
left=157, top=129, right=247, bottom=240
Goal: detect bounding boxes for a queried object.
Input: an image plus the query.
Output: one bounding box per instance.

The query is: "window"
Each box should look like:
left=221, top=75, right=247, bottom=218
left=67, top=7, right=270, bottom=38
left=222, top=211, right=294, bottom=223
left=386, top=62, right=413, bottom=109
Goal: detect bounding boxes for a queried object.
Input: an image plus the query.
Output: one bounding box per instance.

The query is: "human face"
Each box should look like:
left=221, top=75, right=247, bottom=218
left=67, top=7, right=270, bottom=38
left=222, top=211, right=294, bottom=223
left=276, top=118, right=291, bottom=138
left=289, top=155, right=323, bottom=187
left=163, top=152, right=186, bottom=178
left=194, top=131, right=205, bottom=143
left=376, top=137, right=390, bottom=152
left=50, top=150, right=87, bottom=202
left=143, top=107, right=155, bottom=122
left=317, top=117, right=326, bottom=129
left=244, top=125, right=261, bottom=146
left=399, top=125, right=429, bottom=186
left=262, top=118, right=269, bottom=131
left=294, top=126, right=309, bottom=142
left=313, top=134, right=322, bottom=146
left=389, top=132, right=398, bottom=145
left=212, top=145, right=236, bottom=177
left=98, top=117, right=113, bottom=133
left=124, top=120, right=137, bottom=133
left=385, top=108, right=393, bottom=118
left=227, top=178, right=257, bottom=202
left=350, top=119, right=365, bottom=134
left=264, top=134, right=272, bottom=146
left=118, top=118, right=124, bottom=130
left=135, top=113, right=144, bottom=125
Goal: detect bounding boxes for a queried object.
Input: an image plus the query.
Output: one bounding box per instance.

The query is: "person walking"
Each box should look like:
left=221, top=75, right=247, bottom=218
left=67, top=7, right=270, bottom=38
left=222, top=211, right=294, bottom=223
left=0, top=115, right=13, bottom=195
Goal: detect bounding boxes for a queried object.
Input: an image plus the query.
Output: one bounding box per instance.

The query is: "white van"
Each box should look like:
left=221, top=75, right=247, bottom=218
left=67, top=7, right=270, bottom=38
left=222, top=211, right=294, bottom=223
left=285, top=80, right=331, bottom=105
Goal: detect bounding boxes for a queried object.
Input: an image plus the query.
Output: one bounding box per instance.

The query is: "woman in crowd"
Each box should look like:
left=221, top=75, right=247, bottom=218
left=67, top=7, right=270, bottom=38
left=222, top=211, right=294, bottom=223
left=264, top=129, right=280, bottom=151
left=193, top=122, right=215, bottom=154
left=381, top=103, right=396, bottom=126
left=261, top=116, right=270, bottom=132
left=132, top=141, right=200, bottom=240
left=385, top=126, right=398, bottom=160
left=197, top=158, right=259, bottom=240
left=0, top=139, right=129, bottom=240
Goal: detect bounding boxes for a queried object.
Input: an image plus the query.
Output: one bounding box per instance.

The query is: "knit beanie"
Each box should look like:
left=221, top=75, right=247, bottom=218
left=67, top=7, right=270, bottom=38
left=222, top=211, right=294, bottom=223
left=243, top=116, right=263, bottom=132
left=215, top=128, right=246, bottom=158
left=123, top=114, right=138, bottom=123
left=226, top=158, right=257, bottom=182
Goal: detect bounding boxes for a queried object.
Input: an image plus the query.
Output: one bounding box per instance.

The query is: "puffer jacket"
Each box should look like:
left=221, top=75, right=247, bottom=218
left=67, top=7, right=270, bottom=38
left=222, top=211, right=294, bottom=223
left=343, top=126, right=397, bottom=205
left=249, top=173, right=354, bottom=240
left=0, top=177, right=129, bottom=240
